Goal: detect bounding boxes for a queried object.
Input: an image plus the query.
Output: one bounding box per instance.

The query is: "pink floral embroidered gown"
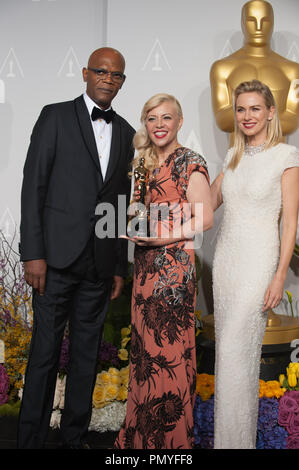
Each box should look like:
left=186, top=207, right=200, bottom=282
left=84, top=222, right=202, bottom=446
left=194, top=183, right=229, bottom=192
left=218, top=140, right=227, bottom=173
left=114, top=147, right=209, bottom=449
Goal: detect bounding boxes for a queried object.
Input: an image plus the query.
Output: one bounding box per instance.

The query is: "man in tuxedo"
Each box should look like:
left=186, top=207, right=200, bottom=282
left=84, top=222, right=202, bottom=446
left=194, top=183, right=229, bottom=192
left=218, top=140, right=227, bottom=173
left=17, top=47, right=135, bottom=449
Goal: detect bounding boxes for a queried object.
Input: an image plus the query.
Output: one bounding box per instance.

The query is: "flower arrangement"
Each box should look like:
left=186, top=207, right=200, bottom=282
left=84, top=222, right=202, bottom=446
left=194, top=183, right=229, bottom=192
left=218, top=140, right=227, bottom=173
left=1, top=231, right=299, bottom=444
left=0, top=231, right=33, bottom=400
left=259, top=379, right=285, bottom=399
left=49, top=328, right=131, bottom=430
left=91, top=326, right=131, bottom=415
left=278, top=391, right=299, bottom=448
left=279, top=362, right=299, bottom=390
left=93, top=365, right=130, bottom=409
left=194, top=364, right=299, bottom=449
left=257, top=397, right=288, bottom=449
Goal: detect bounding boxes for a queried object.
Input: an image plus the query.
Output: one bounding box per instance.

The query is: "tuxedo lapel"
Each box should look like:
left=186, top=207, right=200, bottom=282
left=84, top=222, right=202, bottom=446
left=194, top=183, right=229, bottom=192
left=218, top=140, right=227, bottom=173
left=103, top=115, right=121, bottom=185
left=74, top=96, right=104, bottom=183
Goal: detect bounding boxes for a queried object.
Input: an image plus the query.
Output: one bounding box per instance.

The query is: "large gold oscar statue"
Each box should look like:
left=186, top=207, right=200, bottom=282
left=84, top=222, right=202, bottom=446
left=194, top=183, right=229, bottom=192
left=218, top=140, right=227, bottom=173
left=210, top=0, right=299, bottom=144
left=205, top=0, right=299, bottom=346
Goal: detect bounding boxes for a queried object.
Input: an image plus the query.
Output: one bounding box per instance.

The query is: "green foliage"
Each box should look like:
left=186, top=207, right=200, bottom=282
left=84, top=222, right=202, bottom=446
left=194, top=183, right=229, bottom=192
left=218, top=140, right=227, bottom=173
left=0, top=400, right=20, bottom=417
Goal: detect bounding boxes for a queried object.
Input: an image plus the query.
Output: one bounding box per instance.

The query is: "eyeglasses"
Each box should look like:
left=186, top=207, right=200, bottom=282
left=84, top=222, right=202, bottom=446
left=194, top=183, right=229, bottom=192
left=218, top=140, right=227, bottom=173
left=87, top=67, right=126, bottom=84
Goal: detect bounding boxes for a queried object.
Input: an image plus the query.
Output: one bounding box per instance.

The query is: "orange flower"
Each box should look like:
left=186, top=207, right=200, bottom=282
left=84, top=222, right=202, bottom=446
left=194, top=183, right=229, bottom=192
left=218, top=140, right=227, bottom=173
left=196, top=373, right=215, bottom=401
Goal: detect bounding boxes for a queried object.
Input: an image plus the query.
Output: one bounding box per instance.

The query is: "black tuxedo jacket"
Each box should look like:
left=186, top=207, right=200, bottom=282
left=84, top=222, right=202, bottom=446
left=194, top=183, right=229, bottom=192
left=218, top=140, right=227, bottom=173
left=20, top=95, right=135, bottom=278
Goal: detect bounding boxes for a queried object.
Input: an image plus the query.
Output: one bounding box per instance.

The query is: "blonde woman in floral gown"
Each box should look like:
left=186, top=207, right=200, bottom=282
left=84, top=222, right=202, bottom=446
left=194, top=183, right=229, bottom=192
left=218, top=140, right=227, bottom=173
left=211, top=80, right=299, bottom=449
left=114, top=93, right=213, bottom=449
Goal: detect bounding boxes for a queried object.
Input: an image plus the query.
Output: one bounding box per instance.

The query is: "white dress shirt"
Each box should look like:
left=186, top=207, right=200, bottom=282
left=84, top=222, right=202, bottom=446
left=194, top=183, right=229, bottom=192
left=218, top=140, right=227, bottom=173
left=83, top=92, right=112, bottom=180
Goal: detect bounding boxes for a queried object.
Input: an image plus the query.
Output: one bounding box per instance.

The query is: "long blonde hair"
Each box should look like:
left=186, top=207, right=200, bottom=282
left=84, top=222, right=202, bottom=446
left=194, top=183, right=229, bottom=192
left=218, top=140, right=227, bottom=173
left=131, top=93, right=183, bottom=173
left=228, top=80, right=282, bottom=170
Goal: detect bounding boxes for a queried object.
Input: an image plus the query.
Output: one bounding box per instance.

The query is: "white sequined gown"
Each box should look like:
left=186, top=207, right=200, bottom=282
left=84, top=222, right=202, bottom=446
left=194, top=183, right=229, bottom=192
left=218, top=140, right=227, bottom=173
left=213, top=143, right=299, bottom=449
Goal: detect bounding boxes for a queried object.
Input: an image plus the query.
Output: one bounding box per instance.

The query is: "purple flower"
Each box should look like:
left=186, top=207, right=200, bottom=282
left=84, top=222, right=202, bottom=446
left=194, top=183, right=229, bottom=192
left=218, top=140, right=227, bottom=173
left=57, top=336, right=120, bottom=373
left=287, top=433, right=299, bottom=449
left=257, top=398, right=287, bottom=449
left=256, top=431, right=264, bottom=449
left=58, top=336, right=70, bottom=372
left=0, top=364, right=9, bottom=405
left=286, top=412, right=299, bottom=435
left=193, top=395, right=290, bottom=449
left=262, top=426, right=287, bottom=449
left=258, top=398, right=279, bottom=431
left=193, top=396, right=214, bottom=448
left=98, top=339, right=120, bottom=367
left=278, top=407, right=292, bottom=428
left=290, top=391, right=299, bottom=408
left=279, top=391, right=299, bottom=414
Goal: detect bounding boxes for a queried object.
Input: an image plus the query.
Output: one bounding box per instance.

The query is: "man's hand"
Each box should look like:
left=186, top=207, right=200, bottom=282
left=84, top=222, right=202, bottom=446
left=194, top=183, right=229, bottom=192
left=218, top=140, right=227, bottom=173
left=110, top=275, right=124, bottom=300
left=24, top=259, right=47, bottom=296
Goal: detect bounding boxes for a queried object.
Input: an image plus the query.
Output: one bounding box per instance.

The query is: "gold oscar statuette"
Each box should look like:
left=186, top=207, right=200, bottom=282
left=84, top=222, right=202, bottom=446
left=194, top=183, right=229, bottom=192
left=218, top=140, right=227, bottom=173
left=210, top=0, right=299, bottom=145
left=133, top=157, right=149, bottom=237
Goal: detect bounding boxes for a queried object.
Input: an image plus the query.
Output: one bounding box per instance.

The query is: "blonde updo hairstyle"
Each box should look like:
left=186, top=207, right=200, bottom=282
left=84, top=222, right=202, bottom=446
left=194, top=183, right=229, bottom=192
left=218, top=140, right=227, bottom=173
left=228, top=79, right=282, bottom=170
left=132, top=93, right=183, bottom=173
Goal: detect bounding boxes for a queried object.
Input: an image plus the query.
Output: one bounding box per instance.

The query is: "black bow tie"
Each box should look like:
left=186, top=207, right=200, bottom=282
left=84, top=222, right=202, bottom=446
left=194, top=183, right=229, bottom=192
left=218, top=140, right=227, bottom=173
left=91, top=106, right=115, bottom=123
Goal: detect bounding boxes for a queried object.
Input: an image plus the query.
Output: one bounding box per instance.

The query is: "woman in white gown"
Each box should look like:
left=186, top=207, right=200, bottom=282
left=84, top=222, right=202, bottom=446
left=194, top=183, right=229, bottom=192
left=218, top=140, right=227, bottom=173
left=211, top=80, right=299, bottom=449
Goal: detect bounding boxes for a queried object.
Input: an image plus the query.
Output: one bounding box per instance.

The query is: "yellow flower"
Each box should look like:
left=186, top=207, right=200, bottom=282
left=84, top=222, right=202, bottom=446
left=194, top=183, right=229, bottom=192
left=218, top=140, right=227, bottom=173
left=288, top=363, right=299, bottom=377
left=117, top=385, right=128, bottom=401
left=286, top=363, right=299, bottom=379
left=119, top=365, right=130, bottom=377
left=96, top=371, right=111, bottom=385
left=110, top=374, right=122, bottom=386
left=92, top=384, right=106, bottom=408
left=121, top=327, right=131, bottom=338
left=279, top=374, right=286, bottom=386
left=118, top=349, right=129, bottom=361
left=196, top=373, right=214, bottom=401
left=199, top=388, right=213, bottom=401
left=119, top=366, right=130, bottom=385
left=288, top=372, right=297, bottom=388
left=259, top=379, right=285, bottom=398
left=105, top=384, right=118, bottom=401
left=121, top=337, right=130, bottom=348
left=285, top=290, right=293, bottom=303
left=108, top=367, right=120, bottom=376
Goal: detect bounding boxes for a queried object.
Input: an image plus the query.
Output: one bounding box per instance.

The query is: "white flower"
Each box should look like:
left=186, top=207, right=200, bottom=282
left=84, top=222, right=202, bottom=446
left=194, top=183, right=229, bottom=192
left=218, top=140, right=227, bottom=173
left=50, top=409, right=61, bottom=429
left=18, top=375, right=25, bottom=400
left=53, top=375, right=66, bottom=409
left=88, top=401, right=127, bottom=433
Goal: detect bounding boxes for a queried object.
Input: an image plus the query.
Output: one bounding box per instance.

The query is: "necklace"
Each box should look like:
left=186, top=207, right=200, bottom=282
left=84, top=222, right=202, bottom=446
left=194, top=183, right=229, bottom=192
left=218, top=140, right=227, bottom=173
left=244, top=142, right=266, bottom=157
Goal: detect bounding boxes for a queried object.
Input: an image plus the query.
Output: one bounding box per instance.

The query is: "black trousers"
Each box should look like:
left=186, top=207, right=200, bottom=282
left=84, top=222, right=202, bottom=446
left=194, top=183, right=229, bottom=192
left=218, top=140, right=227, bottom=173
left=17, top=242, right=112, bottom=448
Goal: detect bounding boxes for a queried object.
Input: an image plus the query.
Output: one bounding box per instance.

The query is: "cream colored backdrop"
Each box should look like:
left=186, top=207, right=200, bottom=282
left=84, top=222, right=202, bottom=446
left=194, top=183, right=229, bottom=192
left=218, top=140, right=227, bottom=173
left=0, top=0, right=298, bottom=317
